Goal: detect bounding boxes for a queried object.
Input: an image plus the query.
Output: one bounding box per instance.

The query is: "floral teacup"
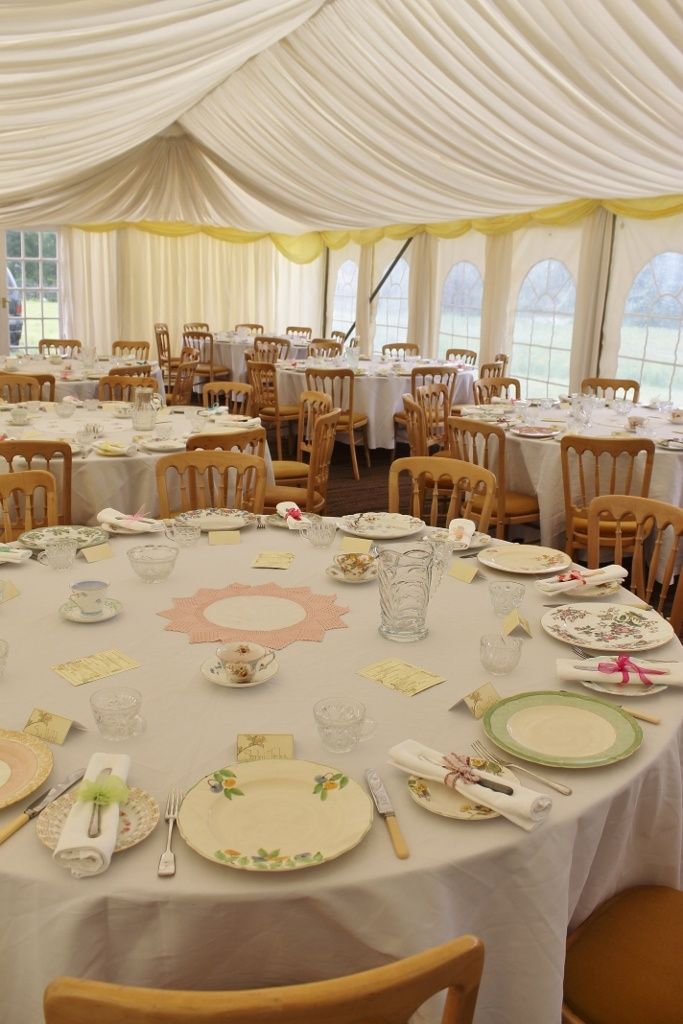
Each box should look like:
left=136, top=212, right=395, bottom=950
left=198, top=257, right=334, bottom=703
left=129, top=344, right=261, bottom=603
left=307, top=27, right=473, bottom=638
left=216, top=642, right=275, bottom=684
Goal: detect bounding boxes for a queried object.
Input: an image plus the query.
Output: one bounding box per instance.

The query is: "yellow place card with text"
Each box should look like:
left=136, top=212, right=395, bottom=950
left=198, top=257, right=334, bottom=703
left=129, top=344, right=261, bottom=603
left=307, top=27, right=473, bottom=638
left=449, top=560, right=479, bottom=583
left=340, top=537, right=373, bottom=553
left=209, top=531, right=240, bottom=545
left=237, top=733, right=294, bottom=762
left=82, top=542, right=113, bottom=562
left=0, top=579, right=20, bottom=604
left=358, top=657, right=445, bottom=697
left=251, top=551, right=294, bottom=569
left=502, top=610, right=532, bottom=637
left=23, top=708, right=85, bottom=745
left=462, top=683, right=502, bottom=720
left=51, top=649, right=140, bottom=687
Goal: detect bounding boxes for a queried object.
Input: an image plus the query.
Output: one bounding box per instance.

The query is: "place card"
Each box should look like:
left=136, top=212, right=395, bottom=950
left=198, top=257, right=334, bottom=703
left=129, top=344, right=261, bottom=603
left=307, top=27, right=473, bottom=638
left=209, top=531, right=240, bottom=545
left=502, top=609, right=532, bottom=637
left=449, top=560, right=479, bottom=583
left=237, top=733, right=294, bottom=762
left=461, top=683, right=502, bottom=719
left=23, top=708, right=86, bottom=745
left=251, top=551, right=294, bottom=569
left=82, top=542, right=113, bottom=562
left=358, top=657, right=446, bottom=696
left=0, top=579, right=20, bottom=604
left=340, top=537, right=373, bottom=553
left=51, top=649, right=141, bottom=686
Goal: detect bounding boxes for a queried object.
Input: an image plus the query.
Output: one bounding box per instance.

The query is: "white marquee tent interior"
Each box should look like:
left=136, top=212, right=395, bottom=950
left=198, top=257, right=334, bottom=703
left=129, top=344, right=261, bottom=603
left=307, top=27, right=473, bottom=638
left=2, top=0, right=682, bottom=400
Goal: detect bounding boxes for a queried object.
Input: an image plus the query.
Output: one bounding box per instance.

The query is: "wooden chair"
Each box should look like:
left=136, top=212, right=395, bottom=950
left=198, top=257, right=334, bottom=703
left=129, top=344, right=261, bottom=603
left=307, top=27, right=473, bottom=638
left=382, top=342, right=419, bottom=359
left=154, top=322, right=180, bottom=391
left=0, top=469, right=58, bottom=540
left=31, top=373, right=55, bottom=401
left=561, top=434, right=655, bottom=557
left=393, top=366, right=459, bottom=443
left=448, top=417, right=540, bottom=538
left=445, top=348, right=477, bottom=365
left=156, top=450, right=266, bottom=518
left=98, top=375, right=159, bottom=402
left=587, top=495, right=683, bottom=634
left=202, top=381, right=253, bottom=414
left=253, top=336, right=291, bottom=362
left=388, top=456, right=496, bottom=530
left=0, top=373, right=40, bottom=402
left=167, top=361, right=197, bottom=407
left=478, top=361, right=505, bottom=379
left=331, top=330, right=347, bottom=342
left=304, top=367, right=370, bottom=480
left=493, top=353, right=510, bottom=374
left=38, top=339, right=81, bottom=358
left=187, top=427, right=266, bottom=458
left=183, top=322, right=210, bottom=332
left=247, top=361, right=299, bottom=461
left=0, top=441, right=71, bottom=526
left=264, top=408, right=341, bottom=514
left=580, top=377, right=640, bottom=402
left=272, top=390, right=332, bottom=484
left=285, top=326, right=312, bottom=340
left=182, top=330, right=228, bottom=384
left=473, top=376, right=521, bottom=404
left=309, top=340, right=342, bottom=358
left=234, top=323, right=264, bottom=335
left=562, top=886, right=683, bottom=1024
left=112, top=341, right=150, bottom=360
left=106, top=363, right=154, bottom=379
left=402, top=393, right=429, bottom=457
left=44, top=935, right=483, bottom=1024
left=415, top=383, right=450, bottom=450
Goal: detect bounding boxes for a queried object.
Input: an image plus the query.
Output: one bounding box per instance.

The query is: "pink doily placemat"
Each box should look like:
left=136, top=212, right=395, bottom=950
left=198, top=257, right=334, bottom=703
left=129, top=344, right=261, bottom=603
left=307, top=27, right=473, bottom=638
left=158, top=582, right=349, bottom=649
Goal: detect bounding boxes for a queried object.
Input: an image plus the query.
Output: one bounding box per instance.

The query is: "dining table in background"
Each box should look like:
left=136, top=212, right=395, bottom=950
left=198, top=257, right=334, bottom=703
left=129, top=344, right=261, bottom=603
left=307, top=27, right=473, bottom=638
left=210, top=334, right=310, bottom=382
left=0, top=523, right=681, bottom=1024
left=0, top=355, right=166, bottom=404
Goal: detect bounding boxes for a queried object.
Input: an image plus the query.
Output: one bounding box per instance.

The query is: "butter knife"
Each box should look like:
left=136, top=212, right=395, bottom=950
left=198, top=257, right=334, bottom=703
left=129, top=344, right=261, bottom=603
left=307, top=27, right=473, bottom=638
left=0, top=767, right=85, bottom=845
left=365, top=770, right=409, bottom=859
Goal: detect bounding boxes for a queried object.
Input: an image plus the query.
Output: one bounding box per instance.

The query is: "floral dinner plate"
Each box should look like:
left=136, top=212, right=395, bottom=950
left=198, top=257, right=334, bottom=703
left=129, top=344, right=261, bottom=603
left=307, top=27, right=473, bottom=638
left=36, top=787, right=159, bottom=852
left=19, top=525, right=108, bottom=550
left=541, top=602, right=674, bottom=651
left=477, top=545, right=571, bottom=575
left=407, top=759, right=517, bottom=821
left=339, top=512, right=424, bottom=539
left=176, top=508, right=256, bottom=531
left=0, top=729, right=53, bottom=810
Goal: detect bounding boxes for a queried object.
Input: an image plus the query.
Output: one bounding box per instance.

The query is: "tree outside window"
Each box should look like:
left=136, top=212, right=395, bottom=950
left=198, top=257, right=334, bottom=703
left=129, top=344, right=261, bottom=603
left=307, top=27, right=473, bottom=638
left=511, top=258, right=575, bottom=399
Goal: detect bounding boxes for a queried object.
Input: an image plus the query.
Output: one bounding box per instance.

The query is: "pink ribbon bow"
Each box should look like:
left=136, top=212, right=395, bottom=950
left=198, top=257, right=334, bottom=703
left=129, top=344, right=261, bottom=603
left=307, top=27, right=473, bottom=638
left=122, top=504, right=148, bottom=522
left=597, top=654, right=667, bottom=687
left=285, top=506, right=302, bottom=521
left=557, top=570, right=587, bottom=585
left=441, top=753, right=479, bottom=789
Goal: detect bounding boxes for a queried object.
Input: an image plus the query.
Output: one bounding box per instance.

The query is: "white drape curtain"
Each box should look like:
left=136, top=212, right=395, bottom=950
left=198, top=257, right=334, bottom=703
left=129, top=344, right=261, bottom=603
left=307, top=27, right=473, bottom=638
left=569, top=208, right=615, bottom=391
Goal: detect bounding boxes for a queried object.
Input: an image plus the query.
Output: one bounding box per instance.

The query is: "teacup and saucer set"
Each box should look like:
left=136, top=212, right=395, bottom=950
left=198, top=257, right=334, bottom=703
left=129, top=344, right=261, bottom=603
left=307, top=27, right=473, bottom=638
left=326, top=552, right=378, bottom=583
left=201, top=641, right=279, bottom=688
left=60, top=579, right=123, bottom=623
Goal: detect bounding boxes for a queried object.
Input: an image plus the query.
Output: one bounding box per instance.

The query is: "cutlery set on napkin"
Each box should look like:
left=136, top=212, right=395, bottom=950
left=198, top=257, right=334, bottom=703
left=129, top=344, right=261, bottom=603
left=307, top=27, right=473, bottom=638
left=535, top=564, right=628, bottom=595
left=53, top=753, right=130, bottom=878
left=0, top=543, right=32, bottom=565
left=557, top=656, right=683, bottom=688
left=96, top=507, right=163, bottom=534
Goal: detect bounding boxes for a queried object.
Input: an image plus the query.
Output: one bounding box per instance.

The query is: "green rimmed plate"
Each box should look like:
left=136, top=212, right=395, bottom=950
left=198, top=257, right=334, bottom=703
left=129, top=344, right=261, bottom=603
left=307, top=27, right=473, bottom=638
left=18, top=524, right=108, bottom=550
left=483, top=690, right=642, bottom=768
left=178, top=758, right=373, bottom=871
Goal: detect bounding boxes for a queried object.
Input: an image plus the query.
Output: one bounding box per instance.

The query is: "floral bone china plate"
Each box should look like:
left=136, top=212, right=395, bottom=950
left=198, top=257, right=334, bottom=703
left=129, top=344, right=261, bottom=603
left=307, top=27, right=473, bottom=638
left=175, top=508, right=256, bottom=531
left=477, top=545, right=571, bottom=575
left=19, top=525, right=108, bottom=550
left=541, top=603, right=674, bottom=651
left=407, top=759, right=517, bottom=820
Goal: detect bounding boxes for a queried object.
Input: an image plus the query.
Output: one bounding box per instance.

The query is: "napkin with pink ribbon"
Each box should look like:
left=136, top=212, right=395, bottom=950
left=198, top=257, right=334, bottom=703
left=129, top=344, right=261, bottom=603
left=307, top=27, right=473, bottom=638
left=388, top=739, right=552, bottom=831
left=276, top=501, right=309, bottom=530
left=557, top=656, right=683, bottom=688
left=97, top=507, right=163, bottom=533
left=535, top=564, right=627, bottom=595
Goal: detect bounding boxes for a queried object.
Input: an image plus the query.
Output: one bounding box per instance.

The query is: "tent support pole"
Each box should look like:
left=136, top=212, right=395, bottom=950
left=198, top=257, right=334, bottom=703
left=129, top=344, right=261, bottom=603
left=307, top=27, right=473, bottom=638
left=343, top=235, right=414, bottom=342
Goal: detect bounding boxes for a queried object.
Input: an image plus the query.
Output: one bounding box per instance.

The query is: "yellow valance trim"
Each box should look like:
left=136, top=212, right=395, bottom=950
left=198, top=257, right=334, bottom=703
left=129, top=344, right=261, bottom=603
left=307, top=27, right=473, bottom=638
left=73, top=194, right=683, bottom=264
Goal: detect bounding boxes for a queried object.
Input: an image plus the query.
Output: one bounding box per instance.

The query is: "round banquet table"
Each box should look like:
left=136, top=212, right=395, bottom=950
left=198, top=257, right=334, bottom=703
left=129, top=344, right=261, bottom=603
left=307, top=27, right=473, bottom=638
left=0, top=404, right=273, bottom=525
left=0, top=525, right=681, bottom=1024
left=277, top=362, right=476, bottom=449
left=1, top=355, right=166, bottom=403
left=210, top=335, right=310, bottom=382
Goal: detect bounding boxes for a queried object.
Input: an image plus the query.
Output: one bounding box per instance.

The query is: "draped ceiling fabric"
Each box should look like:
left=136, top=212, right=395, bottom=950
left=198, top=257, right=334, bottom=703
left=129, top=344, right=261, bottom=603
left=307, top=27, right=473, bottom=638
left=0, top=0, right=682, bottom=243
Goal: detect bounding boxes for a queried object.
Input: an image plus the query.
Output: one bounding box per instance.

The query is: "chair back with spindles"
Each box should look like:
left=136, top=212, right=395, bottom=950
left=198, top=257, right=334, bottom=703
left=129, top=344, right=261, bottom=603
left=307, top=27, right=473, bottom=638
left=234, top=324, right=264, bottom=336
left=183, top=322, right=209, bottom=333
left=473, top=376, right=520, bottom=404
left=155, top=450, right=266, bottom=517
left=38, top=339, right=81, bottom=357
left=478, top=361, right=505, bottom=379
left=388, top=456, right=495, bottom=530
left=167, top=361, right=197, bottom=406
left=202, top=381, right=253, bottom=414
left=107, top=364, right=153, bottom=378
left=0, top=373, right=40, bottom=402
left=0, top=441, right=72, bottom=526
left=187, top=427, right=266, bottom=458
left=0, top=468, right=58, bottom=540
left=415, top=383, right=450, bottom=449
left=98, top=376, right=159, bottom=401
left=254, top=337, right=291, bottom=362
left=330, top=330, right=346, bottom=342
left=309, top=340, right=343, bottom=358
left=445, top=348, right=477, bottom=366
left=382, top=342, right=419, bottom=359
left=112, top=341, right=150, bottom=360
left=296, top=390, right=333, bottom=463
left=285, top=326, right=312, bottom=340
left=31, top=373, right=55, bottom=401
left=580, top=377, right=640, bottom=402
left=402, top=394, right=429, bottom=456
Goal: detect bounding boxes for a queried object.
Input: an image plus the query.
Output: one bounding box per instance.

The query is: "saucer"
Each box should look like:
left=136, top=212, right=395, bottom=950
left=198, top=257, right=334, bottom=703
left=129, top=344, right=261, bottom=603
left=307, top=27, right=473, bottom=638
left=326, top=564, right=378, bottom=584
left=201, top=655, right=279, bottom=688
left=59, top=598, right=123, bottom=623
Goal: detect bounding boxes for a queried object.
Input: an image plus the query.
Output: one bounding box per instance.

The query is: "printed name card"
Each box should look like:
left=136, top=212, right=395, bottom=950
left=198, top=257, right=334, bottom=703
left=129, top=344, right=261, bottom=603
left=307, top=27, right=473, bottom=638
left=340, top=537, right=373, bottom=553
left=0, top=579, right=20, bottom=604
left=449, top=560, right=479, bottom=583
left=460, top=683, right=502, bottom=719
left=209, top=531, right=240, bottom=545
left=82, top=543, right=113, bottom=562
left=51, top=649, right=141, bottom=686
left=23, top=708, right=86, bottom=745
left=502, top=610, right=532, bottom=637
left=237, top=733, right=294, bottom=762
left=251, top=551, right=294, bottom=569
left=359, top=657, right=445, bottom=696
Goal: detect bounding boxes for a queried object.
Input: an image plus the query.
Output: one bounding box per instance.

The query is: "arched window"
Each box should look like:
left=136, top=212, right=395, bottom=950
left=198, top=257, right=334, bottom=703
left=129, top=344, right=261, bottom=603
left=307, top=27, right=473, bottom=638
left=617, top=252, right=683, bottom=405
left=374, top=258, right=409, bottom=347
left=438, top=260, right=483, bottom=357
left=511, top=259, right=575, bottom=399
left=331, top=259, right=358, bottom=335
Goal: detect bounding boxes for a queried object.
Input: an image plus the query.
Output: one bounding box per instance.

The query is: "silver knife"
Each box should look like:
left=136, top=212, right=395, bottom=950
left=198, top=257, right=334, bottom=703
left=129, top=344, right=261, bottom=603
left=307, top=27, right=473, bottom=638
left=475, top=776, right=514, bottom=795
left=0, top=767, right=85, bottom=845
left=365, top=770, right=409, bottom=859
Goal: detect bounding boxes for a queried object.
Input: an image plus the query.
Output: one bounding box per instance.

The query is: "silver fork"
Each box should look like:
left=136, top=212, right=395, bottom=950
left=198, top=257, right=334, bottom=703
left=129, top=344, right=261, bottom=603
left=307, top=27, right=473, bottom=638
left=157, top=789, right=182, bottom=877
left=256, top=516, right=266, bottom=530
left=472, top=740, right=573, bottom=796
left=569, top=643, right=671, bottom=664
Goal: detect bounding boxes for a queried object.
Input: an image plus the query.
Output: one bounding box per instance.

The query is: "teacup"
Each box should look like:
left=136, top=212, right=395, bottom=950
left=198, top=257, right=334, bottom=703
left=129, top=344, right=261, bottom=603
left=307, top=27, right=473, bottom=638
left=216, top=641, right=275, bottom=684
left=670, top=409, right=683, bottom=423
left=627, top=414, right=647, bottom=431
left=69, top=579, right=109, bottom=616
left=9, top=407, right=29, bottom=425
left=333, top=552, right=377, bottom=579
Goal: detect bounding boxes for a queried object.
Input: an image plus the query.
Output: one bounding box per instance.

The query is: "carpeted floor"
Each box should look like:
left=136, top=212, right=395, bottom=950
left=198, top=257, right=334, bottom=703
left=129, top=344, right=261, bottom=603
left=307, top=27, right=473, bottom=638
left=324, top=443, right=404, bottom=517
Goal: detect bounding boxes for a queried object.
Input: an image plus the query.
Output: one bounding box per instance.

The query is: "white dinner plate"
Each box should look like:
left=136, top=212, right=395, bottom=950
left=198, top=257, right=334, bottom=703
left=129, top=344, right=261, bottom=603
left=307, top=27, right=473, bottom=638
left=338, top=512, right=425, bottom=540
left=477, top=545, right=571, bottom=575
left=141, top=439, right=186, bottom=453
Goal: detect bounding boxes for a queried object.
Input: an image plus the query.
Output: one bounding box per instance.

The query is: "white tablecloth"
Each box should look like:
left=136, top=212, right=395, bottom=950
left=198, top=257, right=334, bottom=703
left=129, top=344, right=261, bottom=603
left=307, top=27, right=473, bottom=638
left=0, top=527, right=681, bottom=1024
left=210, top=336, right=310, bottom=382
left=2, top=357, right=165, bottom=404
left=277, top=364, right=475, bottom=449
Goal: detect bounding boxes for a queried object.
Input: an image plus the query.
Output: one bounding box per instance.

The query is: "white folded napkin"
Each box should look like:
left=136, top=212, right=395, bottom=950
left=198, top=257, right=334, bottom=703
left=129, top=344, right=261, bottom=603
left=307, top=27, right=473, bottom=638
left=388, top=739, right=551, bottom=832
left=535, top=564, right=628, bottom=595
left=96, top=507, right=163, bottom=533
left=276, top=501, right=308, bottom=529
left=557, top=656, right=683, bottom=688
left=53, top=752, right=130, bottom=878
left=94, top=441, right=137, bottom=456
left=0, top=544, right=32, bottom=564
left=448, top=518, right=476, bottom=549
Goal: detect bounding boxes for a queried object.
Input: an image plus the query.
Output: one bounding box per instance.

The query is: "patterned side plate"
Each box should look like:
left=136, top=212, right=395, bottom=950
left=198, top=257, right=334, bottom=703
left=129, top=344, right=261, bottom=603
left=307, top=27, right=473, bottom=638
left=541, top=602, right=674, bottom=651
left=407, top=760, right=517, bottom=821
left=339, top=512, right=425, bottom=539
left=19, top=525, right=109, bottom=550
left=0, top=730, right=53, bottom=810
left=176, top=508, right=256, bottom=531
left=36, top=787, right=159, bottom=851
left=178, top=759, right=373, bottom=871
left=477, top=545, right=572, bottom=575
